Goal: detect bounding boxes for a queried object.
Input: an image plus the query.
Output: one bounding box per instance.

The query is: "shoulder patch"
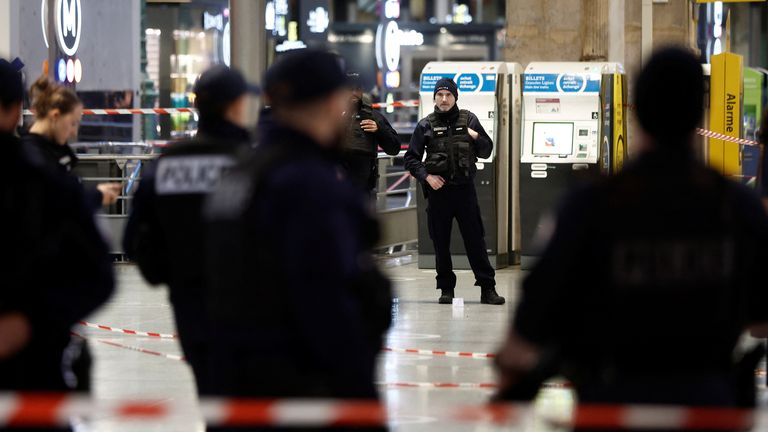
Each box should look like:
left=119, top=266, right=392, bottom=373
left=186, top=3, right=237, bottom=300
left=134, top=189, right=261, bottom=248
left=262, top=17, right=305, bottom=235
left=155, top=155, right=235, bottom=195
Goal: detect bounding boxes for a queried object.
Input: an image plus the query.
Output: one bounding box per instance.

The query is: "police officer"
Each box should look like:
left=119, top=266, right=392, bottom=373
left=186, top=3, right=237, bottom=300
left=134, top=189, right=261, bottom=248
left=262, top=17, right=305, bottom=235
left=123, top=65, right=257, bottom=394
left=0, top=58, right=114, bottom=431
left=23, top=75, right=121, bottom=210
left=495, top=48, right=768, bottom=417
left=404, top=78, right=505, bottom=305
left=341, top=73, right=401, bottom=193
left=204, top=49, right=391, bottom=413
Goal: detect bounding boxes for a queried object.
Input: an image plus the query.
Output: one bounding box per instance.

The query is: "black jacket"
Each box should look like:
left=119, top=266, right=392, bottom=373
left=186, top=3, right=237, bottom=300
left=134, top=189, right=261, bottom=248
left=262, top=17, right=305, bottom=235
left=512, top=148, right=768, bottom=404
left=404, top=105, right=492, bottom=185
left=123, top=119, right=251, bottom=346
left=204, top=121, right=391, bottom=399
left=341, top=101, right=401, bottom=191
left=0, top=131, right=113, bottom=391
left=21, top=133, right=104, bottom=210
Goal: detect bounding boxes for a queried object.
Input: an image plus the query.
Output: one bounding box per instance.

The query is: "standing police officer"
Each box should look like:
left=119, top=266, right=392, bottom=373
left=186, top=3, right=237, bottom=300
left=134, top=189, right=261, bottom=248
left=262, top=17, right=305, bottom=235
left=204, top=49, right=391, bottom=409
left=341, top=73, right=401, bottom=193
left=404, top=78, right=505, bottom=305
left=0, top=58, right=114, bottom=431
left=495, top=48, right=768, bottom=414
left=123, top=65, right=257, bottom=395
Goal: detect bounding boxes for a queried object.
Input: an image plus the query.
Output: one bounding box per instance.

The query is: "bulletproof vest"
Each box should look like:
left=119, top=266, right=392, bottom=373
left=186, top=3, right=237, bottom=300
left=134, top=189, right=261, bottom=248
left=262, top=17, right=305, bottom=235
left=344, top=103, right=376, bottom=155
left=424, top=109, right=474, bottom=179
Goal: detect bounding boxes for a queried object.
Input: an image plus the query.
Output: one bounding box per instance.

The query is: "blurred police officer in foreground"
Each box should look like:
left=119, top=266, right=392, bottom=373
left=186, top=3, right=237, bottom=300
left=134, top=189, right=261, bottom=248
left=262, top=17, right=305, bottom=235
left=404, top=78, right=504, bottom=305
left=495, top=48, right=768, bottom=420
left=0, top=58, right=113, bottom=431
left=341, top=73, right=401, bottom=193
left=123, top=65, right=257, bottom=394
left=204, top=49, right=391, bottom=420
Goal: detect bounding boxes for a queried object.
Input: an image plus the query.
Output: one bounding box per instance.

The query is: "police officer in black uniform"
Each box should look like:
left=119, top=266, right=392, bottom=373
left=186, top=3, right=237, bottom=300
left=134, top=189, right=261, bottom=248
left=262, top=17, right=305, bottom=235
left=341, top=73, right=401, bottom=193
left=495, top=48, right=768, bottom=420
left=404, top=78, right=505, bottom=305
left=0, top=58, right=114, bottom=432
left=204, top=50, right=391, bottom=419
left=123, top=65, right=257, bottom=395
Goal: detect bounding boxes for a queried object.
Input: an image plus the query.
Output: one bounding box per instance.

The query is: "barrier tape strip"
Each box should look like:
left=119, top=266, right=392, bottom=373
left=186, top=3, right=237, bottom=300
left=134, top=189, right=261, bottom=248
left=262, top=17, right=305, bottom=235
left=20, top=101, right=420, bottom=117
left=22, top=108, right=197, bottom=116
left=371, top=100, right=420, bottom=109
left=71, top=331, right=185, bottom=362
left=695, top=127, right=760, bottom=147
left=385, top=173, right=412, bottom=193
left=78, top=320, right=177, bottom=339
left=95, top=339, right=186, bottom=362
left=0, top=394, right=762, bottom=429
left=383, top=346, right=496, bottom=359
left=379, top=382, right=497, bottom=389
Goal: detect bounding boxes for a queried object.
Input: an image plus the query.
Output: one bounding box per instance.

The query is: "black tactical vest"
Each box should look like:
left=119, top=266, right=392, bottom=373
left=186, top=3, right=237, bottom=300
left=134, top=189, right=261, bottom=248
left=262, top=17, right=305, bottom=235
left=424, top=109, right=475, bottom=179
left=344, top=103, right=376, bottom=155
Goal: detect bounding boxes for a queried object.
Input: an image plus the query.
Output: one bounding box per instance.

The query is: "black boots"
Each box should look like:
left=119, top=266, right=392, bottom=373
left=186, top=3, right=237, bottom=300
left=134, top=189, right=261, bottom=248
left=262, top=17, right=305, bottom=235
left=438, top=288, right=454, bottom=304
left=439, top=287, right=505, bottom=305
left=480, top=287, right=505, bottom=305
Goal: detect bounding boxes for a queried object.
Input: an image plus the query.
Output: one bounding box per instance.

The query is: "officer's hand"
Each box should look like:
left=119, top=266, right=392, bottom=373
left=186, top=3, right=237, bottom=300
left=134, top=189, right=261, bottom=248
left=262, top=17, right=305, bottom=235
left=426, top=175, right=445, bottom=190
left=467, top=128, right=479, bottom=141
left=0, top=312, right=31, bottom=359
left=98, top=183, right=121, bottom=206
left=360, top=119, right=379, bottom=133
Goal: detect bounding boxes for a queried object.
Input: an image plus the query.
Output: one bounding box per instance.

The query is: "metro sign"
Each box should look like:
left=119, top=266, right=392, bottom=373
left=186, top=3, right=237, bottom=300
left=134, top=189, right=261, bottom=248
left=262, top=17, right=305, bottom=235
left=55, top=0, right=82, bottom=56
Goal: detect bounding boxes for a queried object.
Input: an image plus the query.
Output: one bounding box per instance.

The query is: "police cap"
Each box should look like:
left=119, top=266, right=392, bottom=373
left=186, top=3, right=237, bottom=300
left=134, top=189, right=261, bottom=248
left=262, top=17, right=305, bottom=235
left=264, top=49, right=348, bottom=107
left=0, top=58, right=24, bottom=108
left=193, top=65, right=259, bottom=112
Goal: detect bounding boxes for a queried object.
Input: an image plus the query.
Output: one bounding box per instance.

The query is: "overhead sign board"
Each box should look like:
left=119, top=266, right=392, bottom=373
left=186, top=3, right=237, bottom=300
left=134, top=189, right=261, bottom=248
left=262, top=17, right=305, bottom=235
left=420, top=73, right=497, bottom=93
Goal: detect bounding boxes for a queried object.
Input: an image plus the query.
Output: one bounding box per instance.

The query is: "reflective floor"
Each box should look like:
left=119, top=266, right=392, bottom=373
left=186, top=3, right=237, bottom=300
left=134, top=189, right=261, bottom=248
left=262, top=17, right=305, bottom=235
left=74, top=259, right=766, bottom=431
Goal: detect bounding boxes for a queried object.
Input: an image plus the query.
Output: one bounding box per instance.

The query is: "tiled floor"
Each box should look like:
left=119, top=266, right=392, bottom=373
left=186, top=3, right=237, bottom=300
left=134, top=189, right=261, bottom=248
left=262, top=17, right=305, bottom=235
left=74, top=258, right=768, bottom=431
left=75, top=259, right=573, bottom=431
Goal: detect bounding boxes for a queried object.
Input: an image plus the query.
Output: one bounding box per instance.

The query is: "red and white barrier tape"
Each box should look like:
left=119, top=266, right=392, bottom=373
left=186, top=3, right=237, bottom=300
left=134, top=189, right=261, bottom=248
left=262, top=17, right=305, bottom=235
left=371, top=100, right=420, bottom=109
left=23, top=107, right=197, bottom=116
left=383, top=346, right=496, bottom=359
left=385, top=173, right=412, bottom=193
left=71, top=331, right=185, bottom=362
left=696, top=127, right=760, bottom=147
left=379, top=382, right=497, bottom=389
left=78, top=320, right=177, bottom=339
left=0, top=394, right=762, bottom=429
left=95, top=339, right=186, bottom=362
left=21, top=101, right=420, bottom=117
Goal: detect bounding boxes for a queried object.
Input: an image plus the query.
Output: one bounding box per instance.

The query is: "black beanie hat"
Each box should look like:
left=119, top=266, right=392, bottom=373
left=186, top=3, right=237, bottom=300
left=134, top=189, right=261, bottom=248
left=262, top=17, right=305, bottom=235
left=0, top=58, right=24, bottom=108
left=264, top=49, right=348, bottom=107
left=635, top=47, right=704, bottom=144
left=434, top=78, right=458, bottom=100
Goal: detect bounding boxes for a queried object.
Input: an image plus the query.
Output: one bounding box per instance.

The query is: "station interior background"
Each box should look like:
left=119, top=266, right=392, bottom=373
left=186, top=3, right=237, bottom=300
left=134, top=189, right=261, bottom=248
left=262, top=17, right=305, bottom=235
left=0, top=0, right=768, bottom=430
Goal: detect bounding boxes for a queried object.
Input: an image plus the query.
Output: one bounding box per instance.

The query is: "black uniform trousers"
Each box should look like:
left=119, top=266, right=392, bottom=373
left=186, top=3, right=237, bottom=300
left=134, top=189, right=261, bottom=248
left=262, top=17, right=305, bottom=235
left=426, top=182, right=495, bottom=290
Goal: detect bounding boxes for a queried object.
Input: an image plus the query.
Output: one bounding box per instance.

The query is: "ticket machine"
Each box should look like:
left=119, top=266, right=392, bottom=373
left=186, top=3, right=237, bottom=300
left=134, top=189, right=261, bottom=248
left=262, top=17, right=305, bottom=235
left=415, top=62, right=522, bottom=269
left=519, top=62, right=626, bottom=268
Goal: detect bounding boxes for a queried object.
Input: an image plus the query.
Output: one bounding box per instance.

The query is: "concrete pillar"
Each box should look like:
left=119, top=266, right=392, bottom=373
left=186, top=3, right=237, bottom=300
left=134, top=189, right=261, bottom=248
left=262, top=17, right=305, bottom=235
left=435, top=0, right=450, bottom=23
left=503, top=0, right=583, bottom=64
left=582, top=0, right=609, bottom=61
left=505, top=0, right=696, bottom=156
left=0, top=0, right=18, bottom=59
left=608, top=0, right=626, bottom=64
left=230, top=0, right=267, bottom=126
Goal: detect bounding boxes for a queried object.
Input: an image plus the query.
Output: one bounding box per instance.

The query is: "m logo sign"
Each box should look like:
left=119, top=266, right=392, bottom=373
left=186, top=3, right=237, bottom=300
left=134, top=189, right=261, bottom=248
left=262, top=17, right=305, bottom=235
left=56, top=0, right=82, bottom=56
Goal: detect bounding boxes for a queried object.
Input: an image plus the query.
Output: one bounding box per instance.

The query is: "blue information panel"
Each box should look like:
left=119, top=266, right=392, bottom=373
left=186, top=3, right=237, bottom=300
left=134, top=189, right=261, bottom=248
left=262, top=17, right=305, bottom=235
left=523, top=73, right=601, bottom=93
left=420, top=73, right=497, bottom=93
